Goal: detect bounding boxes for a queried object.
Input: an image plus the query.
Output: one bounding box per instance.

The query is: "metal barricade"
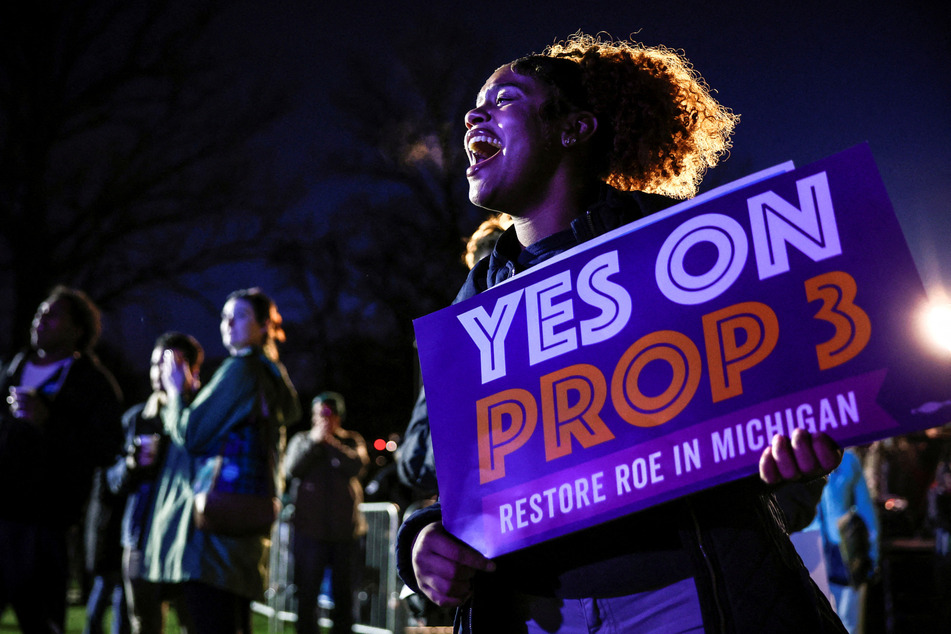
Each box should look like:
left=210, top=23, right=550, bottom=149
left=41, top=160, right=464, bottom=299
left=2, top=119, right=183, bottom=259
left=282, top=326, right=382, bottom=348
left=254, top=506, right=299, bottom=633
left=254, top=502, right=405, bottom=634
left=354, top=502, right=402, bottom=633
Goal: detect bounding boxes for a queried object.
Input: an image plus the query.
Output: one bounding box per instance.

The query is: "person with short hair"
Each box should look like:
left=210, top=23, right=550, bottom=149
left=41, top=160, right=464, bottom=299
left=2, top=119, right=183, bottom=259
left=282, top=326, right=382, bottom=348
left=285, top=391, right=369, bottom=634
left=0, top=286, right=124, bottom=633
left=399, top=213, right=514, bottom=501
left=107, top=332, right=205, bottom=634
left=463, top=214, right=513, bottom=270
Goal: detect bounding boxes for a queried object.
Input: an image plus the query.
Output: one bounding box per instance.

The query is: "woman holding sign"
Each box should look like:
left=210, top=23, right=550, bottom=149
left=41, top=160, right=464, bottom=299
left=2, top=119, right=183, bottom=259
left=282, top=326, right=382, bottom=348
left=397, top=33, right=846, bottom=633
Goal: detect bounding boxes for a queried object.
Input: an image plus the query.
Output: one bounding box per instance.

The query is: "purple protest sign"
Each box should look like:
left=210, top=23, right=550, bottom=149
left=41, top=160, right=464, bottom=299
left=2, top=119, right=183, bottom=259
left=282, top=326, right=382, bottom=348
left=413, top=144, right=951, bottom=558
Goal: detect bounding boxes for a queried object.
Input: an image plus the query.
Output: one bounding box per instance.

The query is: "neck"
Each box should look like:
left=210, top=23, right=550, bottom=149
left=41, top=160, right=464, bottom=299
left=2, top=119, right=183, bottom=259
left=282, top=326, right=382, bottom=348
left=32, top=348, right=75, bottom=365
left=511, top=177, right=600, bottom=247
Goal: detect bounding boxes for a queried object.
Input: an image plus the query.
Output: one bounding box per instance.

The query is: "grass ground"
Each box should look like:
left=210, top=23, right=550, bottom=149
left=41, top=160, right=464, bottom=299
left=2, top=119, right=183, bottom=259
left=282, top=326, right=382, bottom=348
left=0, top=605, right=275, bottom=633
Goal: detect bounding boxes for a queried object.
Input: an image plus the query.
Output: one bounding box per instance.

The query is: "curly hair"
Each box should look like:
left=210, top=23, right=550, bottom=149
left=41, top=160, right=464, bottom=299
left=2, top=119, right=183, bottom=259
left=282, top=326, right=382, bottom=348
left=464, top=213, right=513, bottom=269
left=509, top=33, right=738, bottom=199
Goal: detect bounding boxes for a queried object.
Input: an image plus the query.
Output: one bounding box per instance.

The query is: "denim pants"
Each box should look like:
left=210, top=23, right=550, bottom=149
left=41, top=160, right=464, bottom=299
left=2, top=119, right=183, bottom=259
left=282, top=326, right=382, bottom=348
left=84, top=572, right=128, bottom=634
left=511, top=577, right=705, bottom=634
left=293, top=532, right=356, bottom=634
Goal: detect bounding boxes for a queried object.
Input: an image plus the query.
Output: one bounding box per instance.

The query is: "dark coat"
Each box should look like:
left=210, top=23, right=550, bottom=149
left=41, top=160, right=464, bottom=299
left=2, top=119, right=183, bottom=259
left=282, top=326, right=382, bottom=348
left=106, top=399, right=169, bottom=551
left=0, top=351, right=123, bottom=528
left=285, top=427, right=369, bottom=541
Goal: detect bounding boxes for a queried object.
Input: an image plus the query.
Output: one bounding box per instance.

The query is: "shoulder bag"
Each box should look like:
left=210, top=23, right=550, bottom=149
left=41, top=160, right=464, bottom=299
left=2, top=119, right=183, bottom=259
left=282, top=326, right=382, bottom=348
left=193, top=380, right=279, bottom=537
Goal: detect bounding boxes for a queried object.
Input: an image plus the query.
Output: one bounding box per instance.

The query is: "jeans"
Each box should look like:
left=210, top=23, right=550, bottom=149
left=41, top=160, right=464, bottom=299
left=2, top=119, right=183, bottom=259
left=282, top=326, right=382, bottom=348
left=503, top=577, right=705, bottom=634
left=84, top=572, right=129, bottom=634
left=293, top=533, right=356, bottom=634
left=829, top=581, right=864, bottom=634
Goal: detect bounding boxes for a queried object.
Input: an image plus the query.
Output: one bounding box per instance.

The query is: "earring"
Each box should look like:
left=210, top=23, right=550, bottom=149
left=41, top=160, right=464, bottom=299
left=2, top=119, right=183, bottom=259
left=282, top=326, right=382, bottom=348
left=563, top=137, right=575, bottom=147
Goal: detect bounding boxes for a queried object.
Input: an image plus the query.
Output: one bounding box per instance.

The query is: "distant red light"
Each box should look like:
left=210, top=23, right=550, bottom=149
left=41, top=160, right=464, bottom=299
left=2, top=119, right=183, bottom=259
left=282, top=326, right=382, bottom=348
left=373, top=438, right=387, bottom=451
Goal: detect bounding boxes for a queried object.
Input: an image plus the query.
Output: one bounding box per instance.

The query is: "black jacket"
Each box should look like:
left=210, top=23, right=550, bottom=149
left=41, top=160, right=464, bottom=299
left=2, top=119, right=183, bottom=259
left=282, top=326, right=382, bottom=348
left=285, top=428, right=369, bottom=541
left=0, top=351, right=123, bottom=528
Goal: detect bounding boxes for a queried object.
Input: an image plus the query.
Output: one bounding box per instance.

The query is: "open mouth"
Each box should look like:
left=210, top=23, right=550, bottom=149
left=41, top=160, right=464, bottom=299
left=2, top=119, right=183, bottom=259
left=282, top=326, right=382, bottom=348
left=467, top=134, right=502, bottom=165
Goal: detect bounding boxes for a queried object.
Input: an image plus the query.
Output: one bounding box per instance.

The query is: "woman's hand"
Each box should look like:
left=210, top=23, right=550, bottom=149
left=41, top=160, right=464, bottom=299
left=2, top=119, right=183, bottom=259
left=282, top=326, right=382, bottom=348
left=160, top=349, right=191, bottom=399
left=759, top=427, right=842, bottom=484
left=411, top=521, right=495, bottom=607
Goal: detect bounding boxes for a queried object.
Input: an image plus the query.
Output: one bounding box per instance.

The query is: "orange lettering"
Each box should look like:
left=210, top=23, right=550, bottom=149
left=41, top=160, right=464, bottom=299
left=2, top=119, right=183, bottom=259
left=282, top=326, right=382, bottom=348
left=611, top=331, right=701, bottom=427
left=703, top=301, right=779, bottom=402
left=540, top=364, right=614, bottom=461
left=805, top=271, right=871, bottom=370
left=477, top=389, right=537, bottom=484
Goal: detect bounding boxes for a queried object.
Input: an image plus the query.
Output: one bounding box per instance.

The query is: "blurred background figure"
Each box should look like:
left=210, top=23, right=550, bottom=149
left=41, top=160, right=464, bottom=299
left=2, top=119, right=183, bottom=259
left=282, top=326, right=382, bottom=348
left=396, top=213, right=512, bottom=628
left=864, top=433, right=942, bottom=539
left=0, top=286, right=123, bottom=633
left=462, top=213, right=513, bottom=271
left=811, top=448, right=880, bottom=633
left=107, top=333, right=204, bottom=634
left=285, top=392, right=369, bottom=634
left=144, top=287, right=300, bottom=634
left=397, top=212, right=513, bottom=500
left=926, top=425, right=951, bottom=630
left=83, top=464, right=129, bottom=634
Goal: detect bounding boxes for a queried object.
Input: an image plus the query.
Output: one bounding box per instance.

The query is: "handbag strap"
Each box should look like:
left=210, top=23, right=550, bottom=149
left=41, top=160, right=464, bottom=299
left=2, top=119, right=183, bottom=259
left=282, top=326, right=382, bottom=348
left=206, top=359, right=276, bottom=496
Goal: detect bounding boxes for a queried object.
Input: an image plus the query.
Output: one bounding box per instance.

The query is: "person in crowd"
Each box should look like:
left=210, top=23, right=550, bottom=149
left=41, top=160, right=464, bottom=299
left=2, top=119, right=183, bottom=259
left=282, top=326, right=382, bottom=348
left=864, top=432, right=942, bottom=538
left=926, top=425, right=951, bottom=630
left=811, top=448, right=880, bottom=633
left=144, top=288, right=301, bottom=633
left=462, top=214, right=513, bottom=271
left=285, top=392, right=369, bottom=634
left=397, top=214, right=514, bottom=627
left=0, top=285, right=124, bottom=633
left=396, top=33, right=846, bottom=632
left=83, top=464, right=130, bottom=634
left=398, top=212, right=514, bottom=500
left=107, top=333, right=204, bottom=634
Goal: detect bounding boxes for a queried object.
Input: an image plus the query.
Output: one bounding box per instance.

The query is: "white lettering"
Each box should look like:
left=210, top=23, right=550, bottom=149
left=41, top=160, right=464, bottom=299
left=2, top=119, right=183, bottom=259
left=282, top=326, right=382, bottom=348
left=499, top=473, right=609, bottom=535
left=458, top=290, right=524, bottom=384
left=577, top=251, right=632, bottom=346
left=838, top=391, right=859, bottom=425
left=747, top=172, right=842, bottom=280
left=619, top=452, right=665, bottom=490
left=712, top=428, right=735, bottom=463
left=709, top=390, right=861, bottom=465
left=797, top=404, right=816, bottom=433
left=592, top=471, right=606, bottom=503
left=526, top=272, right=577, bottom=365
left=500, top=504, right=513, bottom=533
left=516, top=497, right=528, bottom=528
left=655, top=213, right=749, bottom=305
left=529, top=494, right=543, bottom=524
left=746, top=418, right=764, bottom=451
left=558, top=483, right=574, bottom=513
left=819, top=398, right=837, bottom=430
left=615, top=463, right=631, bottom=495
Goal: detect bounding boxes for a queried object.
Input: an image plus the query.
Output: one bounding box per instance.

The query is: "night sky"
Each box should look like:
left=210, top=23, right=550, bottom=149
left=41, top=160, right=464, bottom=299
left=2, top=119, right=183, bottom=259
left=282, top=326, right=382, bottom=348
left=277, top=0, right=950, bottom=289
left=6, top=1, right=949, bottom=437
